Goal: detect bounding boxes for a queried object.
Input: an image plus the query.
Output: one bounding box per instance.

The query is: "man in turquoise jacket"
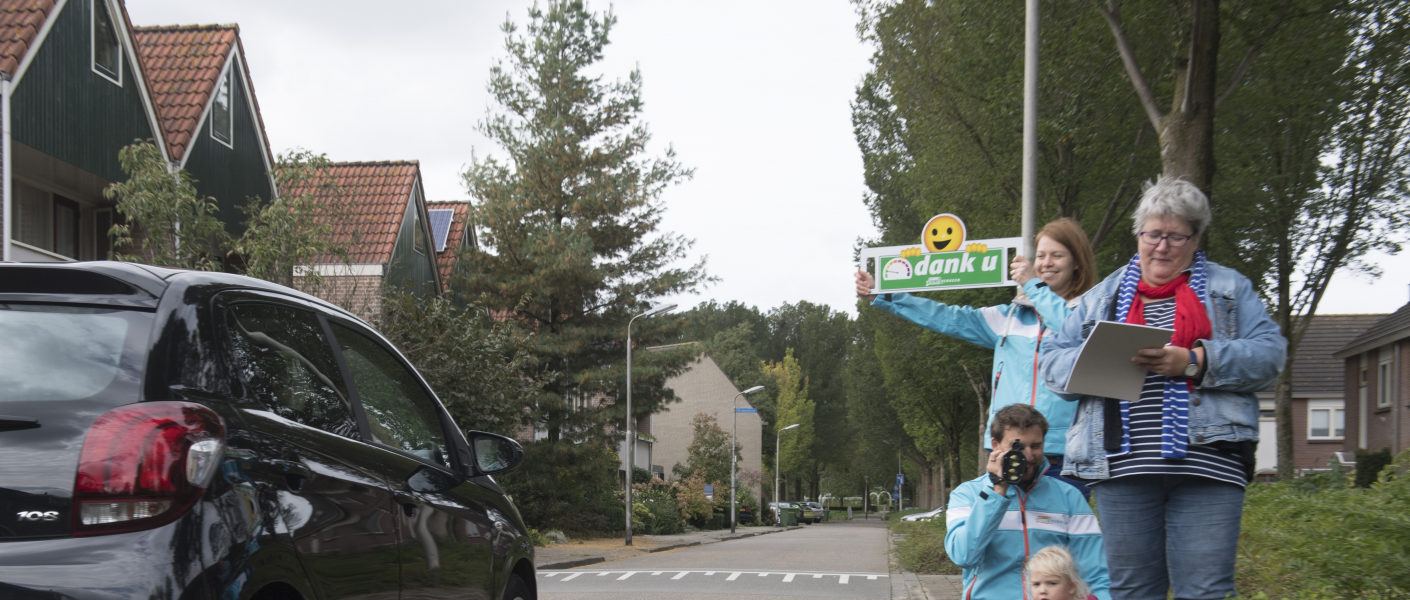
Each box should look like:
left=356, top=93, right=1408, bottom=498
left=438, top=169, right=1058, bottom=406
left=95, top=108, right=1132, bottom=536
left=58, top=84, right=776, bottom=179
left=945, top=404, right=1110, bottom=600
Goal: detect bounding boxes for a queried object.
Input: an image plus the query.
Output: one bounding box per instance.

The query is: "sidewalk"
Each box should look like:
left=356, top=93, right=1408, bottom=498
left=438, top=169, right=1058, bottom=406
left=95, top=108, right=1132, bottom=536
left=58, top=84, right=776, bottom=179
left=534, top=524, right=804, bottom=569
left=888, top=530, right=964, bottom=600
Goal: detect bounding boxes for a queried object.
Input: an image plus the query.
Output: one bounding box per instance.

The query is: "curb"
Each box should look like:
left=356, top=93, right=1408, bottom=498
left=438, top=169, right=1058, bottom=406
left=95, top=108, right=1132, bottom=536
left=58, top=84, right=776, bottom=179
left=537, top=556, right=606, bottom=570
left=646, top=541, right=700, bottom=553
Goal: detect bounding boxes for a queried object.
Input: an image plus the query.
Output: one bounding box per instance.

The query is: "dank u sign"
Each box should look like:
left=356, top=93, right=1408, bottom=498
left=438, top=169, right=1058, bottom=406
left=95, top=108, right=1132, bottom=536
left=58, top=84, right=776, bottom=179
left=859, top=214, right=1021, bottom=294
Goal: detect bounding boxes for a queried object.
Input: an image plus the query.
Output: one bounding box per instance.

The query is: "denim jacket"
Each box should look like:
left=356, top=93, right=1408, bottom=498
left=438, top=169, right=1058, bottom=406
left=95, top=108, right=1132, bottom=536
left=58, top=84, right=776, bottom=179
left=1039, top=260, right=1287, bottom=480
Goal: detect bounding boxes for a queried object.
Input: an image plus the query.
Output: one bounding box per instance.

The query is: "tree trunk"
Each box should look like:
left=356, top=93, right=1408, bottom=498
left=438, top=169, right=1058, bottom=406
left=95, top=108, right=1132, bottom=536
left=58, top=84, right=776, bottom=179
left=1159, top=0, right=1220, bottom=193
left=1275, top=360, right=1295, bottom=481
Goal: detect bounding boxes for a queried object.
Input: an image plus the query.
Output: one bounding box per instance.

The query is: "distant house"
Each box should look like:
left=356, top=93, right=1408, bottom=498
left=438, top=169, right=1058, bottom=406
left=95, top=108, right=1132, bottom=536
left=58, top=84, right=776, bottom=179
left=1254, top=314, right=1383, bottom=477
left=290, top=161, right=441, bottom=321
left=426, top=200, right=471, bottom=292
left=649, top=345, right=764, bottom=504
left=1335, top=302, right=1410, bottom=461
left=0, top=1, right=274, bottom=262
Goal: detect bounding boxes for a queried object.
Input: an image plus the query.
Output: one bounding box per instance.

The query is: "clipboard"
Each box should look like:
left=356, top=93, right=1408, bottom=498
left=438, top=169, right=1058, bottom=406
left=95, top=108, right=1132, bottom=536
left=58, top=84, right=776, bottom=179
left=1062, top=321, right=1175, bottom=401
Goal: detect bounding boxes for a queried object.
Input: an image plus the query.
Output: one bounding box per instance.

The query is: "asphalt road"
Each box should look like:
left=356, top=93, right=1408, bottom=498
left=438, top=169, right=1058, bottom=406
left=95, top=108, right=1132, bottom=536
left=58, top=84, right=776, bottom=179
left=538, top=519, right=892, bottom=600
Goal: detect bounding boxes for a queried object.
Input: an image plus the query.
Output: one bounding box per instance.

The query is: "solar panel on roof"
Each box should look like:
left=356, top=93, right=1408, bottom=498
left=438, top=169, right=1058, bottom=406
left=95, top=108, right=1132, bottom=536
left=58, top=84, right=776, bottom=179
left=428, top=209, right=454, bottom=252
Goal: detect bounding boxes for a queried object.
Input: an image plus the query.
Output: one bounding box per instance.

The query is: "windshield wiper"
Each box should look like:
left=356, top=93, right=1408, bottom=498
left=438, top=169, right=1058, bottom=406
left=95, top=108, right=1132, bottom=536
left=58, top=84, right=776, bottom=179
left=0, top=416, right=39, bottom=432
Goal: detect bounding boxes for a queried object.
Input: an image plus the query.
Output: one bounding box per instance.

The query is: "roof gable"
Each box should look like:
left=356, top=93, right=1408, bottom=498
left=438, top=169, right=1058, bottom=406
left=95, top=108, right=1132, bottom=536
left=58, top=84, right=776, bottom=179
left=1291, top=314, right=1384, bottom=391
left=286, top=160, right=420, bottom=266
left=1335, top=302, right=1410, bottom=358
left=132, top=23, right=273, bottom=172
left=426, top=201, right=468, bottom=287
left=0, top=0, right=53, bottom=75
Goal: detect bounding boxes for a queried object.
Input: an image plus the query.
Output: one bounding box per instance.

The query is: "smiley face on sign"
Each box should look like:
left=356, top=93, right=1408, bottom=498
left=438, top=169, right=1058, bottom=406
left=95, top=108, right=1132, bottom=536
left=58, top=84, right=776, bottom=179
left=922, top=214, right=967, bottom=252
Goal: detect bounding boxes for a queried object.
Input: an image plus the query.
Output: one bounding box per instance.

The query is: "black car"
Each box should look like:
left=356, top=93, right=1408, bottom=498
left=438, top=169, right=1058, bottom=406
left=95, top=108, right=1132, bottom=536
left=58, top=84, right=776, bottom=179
left=0, top=262, right=537, bottom=600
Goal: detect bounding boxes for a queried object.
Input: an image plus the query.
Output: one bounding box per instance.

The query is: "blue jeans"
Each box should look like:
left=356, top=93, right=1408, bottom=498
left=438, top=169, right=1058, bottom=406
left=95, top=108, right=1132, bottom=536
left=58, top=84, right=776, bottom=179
left=1045, top=455, right=1092, bottom=500
left=1093, top=474, right=1245, bottom=600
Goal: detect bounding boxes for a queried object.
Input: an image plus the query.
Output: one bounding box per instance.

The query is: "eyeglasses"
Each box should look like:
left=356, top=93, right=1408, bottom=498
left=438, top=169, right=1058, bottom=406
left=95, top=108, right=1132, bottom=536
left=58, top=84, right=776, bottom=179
left=1138, top=231, right=1193, bottom=247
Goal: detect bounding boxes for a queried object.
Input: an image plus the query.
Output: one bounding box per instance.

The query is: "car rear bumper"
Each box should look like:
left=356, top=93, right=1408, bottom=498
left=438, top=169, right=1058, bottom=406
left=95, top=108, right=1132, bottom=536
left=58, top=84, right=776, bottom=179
left=0, top=520, right=213, bottom=600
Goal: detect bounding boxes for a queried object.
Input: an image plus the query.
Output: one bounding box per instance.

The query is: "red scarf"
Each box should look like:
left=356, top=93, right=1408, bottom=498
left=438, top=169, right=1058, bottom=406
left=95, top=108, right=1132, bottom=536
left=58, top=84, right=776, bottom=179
left=1124, top=273, right=1211, bottom=351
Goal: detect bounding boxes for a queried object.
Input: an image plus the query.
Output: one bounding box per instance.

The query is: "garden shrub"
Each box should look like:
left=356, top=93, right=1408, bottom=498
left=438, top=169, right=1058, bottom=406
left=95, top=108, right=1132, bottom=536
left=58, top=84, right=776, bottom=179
left=1355, top=447, right=1393, bottom=488
left=892, top=518, right=961, bottom=575
left=1238, top=450, right=1410, bottom=599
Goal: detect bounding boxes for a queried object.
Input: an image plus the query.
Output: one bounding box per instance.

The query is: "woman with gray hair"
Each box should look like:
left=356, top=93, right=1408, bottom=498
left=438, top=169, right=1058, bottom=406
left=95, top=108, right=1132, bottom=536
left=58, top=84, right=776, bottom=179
left=1039, top=177, right=1286, bottom=600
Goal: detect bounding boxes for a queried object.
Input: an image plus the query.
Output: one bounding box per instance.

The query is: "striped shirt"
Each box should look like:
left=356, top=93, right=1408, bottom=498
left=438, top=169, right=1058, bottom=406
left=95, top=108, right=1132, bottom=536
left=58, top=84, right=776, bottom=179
left=1107, top=299, right=1248, bottom=487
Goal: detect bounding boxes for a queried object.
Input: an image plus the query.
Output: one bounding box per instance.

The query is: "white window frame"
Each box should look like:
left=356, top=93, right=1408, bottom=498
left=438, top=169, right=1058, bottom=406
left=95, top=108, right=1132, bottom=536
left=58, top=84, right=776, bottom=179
left=1359, top=354, right=1369, bottom=448
left=1378, top=346, right=1393, bottom=409
left=1307, top=400, right=1344, bottom=440
left=210, top=67, right=234, bottom=148
left=90, top=0, right=122, bottom=86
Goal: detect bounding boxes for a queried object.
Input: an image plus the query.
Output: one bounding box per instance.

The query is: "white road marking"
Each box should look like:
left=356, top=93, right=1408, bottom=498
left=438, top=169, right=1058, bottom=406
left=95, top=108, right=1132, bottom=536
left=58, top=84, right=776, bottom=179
left=561, top=573, right=581, bottom=581
left=840, top=575, right=850, bottom=584
left=651, top=572, right=661, bottom=576
left=616, top=572, right=635, bottom=580
left=672, top=571, right=689, bottom=580
left=868, top=575, right=879, bottom=580
left=539, top=569, right=888, bottom=587
left=597, top=572, right=609, bottom=577
left=813, top=574, right=823, bottom=579
left=543, top=572, right=559, bottom=578
left=783, top=573, right=796, bottom=582
left=727, top=572, right=741, bottom=581
left=705, top=571, right=715, bottom=576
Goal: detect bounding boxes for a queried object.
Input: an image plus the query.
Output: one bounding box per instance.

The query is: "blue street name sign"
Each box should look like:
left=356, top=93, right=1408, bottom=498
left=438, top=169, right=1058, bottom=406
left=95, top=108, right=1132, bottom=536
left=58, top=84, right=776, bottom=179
left=897, top=473, right=905, bottom=485
left=735, top=408, right=758, bottom=413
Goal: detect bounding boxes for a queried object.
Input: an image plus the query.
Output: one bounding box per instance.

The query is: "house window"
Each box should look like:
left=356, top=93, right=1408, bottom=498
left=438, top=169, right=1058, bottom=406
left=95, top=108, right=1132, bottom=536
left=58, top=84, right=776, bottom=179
left=14, top=182, right=80, bottom=259
left=211, top=68, right=232, bottom=146
left=1308, top=406, right=1345, bottom=440
left=413, top=210, right=425, bottom=254
left=91, top=0, right=121, bottom=85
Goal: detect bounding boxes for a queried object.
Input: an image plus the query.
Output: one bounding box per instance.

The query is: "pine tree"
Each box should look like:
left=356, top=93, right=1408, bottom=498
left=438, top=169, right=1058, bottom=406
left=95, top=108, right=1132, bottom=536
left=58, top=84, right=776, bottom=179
left=458, top=1, right=708, bottom=522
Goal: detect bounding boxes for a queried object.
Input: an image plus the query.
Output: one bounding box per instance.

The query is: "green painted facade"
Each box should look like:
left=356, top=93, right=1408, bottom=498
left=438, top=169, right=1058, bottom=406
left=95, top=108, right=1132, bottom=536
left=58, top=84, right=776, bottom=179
left=386, top=184, right=440, bottom=297
left=183, top=61, right=274, bottom=236
left=11, top=0, right=155, bottom=184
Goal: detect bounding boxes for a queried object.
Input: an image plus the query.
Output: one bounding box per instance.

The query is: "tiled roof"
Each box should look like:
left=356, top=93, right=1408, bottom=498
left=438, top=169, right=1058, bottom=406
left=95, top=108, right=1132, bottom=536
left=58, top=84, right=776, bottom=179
left=0, top=0, right=54, bottom=76
left=132, top=24, right=237, bottom=161
left=284, top=161, right=420, bottom=266
left=426, top=201, right=469, bottom=288
left=1290, top=314, right=1384, bottom=392
left=1335, top=302, right=1410, bottom=358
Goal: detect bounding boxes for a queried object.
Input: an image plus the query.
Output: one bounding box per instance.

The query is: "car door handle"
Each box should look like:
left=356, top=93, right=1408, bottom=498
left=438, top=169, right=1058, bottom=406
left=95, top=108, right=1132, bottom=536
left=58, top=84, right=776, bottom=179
left=393, top=491, right=418, bottom=517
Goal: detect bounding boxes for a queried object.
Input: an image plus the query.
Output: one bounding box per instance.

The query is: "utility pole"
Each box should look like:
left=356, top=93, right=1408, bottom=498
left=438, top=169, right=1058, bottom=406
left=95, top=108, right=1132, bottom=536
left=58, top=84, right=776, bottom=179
left=1021, top=0, right=1039, bottom=258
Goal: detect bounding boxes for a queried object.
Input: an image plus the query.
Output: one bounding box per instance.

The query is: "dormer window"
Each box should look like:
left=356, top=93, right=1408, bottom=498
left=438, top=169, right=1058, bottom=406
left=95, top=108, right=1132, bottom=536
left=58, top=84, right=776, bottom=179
left=91, top=0, right=121, bottom=85
left=211, top=68, right=232, bottom=146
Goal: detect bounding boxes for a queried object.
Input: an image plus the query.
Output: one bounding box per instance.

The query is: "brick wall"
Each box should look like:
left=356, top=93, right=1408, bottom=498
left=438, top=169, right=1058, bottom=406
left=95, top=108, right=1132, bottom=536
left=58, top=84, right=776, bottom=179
left=1345, top=358, right=1362, bottom=452
left=295, top=274, right=384, bottom=323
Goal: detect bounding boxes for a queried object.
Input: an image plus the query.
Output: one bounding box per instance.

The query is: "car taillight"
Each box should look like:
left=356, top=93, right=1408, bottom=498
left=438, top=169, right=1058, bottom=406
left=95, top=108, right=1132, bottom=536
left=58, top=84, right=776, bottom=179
left=71, top=401, right=225, bottom=536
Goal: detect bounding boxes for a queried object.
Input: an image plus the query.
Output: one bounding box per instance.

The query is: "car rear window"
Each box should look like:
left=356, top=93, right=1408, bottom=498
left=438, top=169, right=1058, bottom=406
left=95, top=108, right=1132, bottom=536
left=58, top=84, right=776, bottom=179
left=0, top=304, right=151, bottom=402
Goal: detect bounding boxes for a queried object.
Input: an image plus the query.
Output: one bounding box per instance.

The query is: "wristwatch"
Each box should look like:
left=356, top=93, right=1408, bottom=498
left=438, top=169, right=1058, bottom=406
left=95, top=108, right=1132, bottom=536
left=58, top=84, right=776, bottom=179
left=1183, top=348, right=1201, bottom=378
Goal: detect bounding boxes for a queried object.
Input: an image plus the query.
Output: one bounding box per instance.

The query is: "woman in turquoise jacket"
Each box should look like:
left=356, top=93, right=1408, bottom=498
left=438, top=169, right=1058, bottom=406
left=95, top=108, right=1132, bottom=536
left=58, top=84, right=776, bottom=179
left=855, top=218, right=1097, bottom=496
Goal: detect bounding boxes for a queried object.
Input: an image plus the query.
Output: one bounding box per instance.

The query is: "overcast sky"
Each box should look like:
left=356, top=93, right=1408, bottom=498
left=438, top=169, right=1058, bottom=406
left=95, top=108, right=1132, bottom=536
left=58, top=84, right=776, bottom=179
left=125, top=1, right=1406, bottom=317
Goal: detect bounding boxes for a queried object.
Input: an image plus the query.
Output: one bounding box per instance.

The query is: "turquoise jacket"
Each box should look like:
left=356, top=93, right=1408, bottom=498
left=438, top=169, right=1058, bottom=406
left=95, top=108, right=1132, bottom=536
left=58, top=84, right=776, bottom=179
left=871, top=280, right=1077, bottom=455
left=945, top=465, right=1111, bottom=600
left=1039, top=261, right=1286, bottom=480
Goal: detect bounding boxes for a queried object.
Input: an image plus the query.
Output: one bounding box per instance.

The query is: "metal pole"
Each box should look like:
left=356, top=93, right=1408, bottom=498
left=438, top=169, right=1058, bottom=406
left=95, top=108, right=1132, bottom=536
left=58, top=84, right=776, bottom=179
left=731, top=392, right=738, bottom=533
left=774, top=434, right=780, bottom=526
left=625, top=313, right=640, bottom=546
left=1021, top=0, right=1040, bottom=259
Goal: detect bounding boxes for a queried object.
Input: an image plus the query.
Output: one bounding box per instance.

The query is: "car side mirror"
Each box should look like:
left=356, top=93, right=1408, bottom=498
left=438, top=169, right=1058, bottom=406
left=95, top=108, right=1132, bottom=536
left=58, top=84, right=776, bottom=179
left=467, top=431, right=524, bottom=476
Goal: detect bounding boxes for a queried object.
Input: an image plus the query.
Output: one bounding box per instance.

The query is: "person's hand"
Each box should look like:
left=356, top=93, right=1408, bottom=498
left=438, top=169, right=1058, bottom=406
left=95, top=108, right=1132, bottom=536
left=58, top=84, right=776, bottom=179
left=986, top=446, right=1010, bottom=495
left=1133, top=345, right=1204, bottom=377
left=1010, top=255, right=1037, bottom=287
left=855, top=270, right=878, bottom=302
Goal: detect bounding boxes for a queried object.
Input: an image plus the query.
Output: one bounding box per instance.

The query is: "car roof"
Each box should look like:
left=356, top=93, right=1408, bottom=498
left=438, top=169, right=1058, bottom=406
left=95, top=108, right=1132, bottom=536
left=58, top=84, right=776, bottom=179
left=0, top=261, right=362, bottom=322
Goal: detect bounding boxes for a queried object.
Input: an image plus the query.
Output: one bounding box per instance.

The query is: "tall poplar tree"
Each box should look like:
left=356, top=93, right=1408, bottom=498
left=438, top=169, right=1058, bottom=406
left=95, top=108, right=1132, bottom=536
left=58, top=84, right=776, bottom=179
left=458, top=1, right=708, bottom=521
left=766, top=349, right=815, bottom=500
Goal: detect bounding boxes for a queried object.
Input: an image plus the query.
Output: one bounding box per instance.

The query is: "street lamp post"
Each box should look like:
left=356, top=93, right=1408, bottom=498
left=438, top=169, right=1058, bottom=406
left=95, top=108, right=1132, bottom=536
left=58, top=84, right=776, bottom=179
left=624, top=303, right=676, bottom=546
left=731, top=385, right=765, bottom=534
left=863, top=475, right=870, bottom=520
left=774, top=423, right=800, bottom=527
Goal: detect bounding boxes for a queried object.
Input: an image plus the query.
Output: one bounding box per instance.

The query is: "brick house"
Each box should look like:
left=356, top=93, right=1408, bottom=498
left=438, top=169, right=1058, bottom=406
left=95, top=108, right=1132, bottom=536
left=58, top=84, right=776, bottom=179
left=289, top=161, right=441, bottom=321
left=1254, top=314, right=1383, bottom=478
left=1334, top=302, right=1410, bottom=460
left=1, top=0, right=274, bottom=262
left=649, top=345, right=764, bottom=504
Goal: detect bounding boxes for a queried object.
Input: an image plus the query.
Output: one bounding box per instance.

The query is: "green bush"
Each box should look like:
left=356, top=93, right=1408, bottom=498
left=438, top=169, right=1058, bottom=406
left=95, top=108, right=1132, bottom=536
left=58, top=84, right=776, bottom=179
left=637, top=488, right=683, bottom=535
left=892, top=518, right=961, bottom=575
left=1238, top=450, right=1410, bottom=599
left=1355, top=447, right=1394, bottom=488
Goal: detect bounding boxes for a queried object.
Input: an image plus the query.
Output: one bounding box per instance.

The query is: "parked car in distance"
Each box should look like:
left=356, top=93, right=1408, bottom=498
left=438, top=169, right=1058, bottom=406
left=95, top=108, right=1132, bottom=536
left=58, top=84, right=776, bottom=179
left=796, top=504, right=815, bottom=523
left=800, top=501, right=825, bottom=523
left=900, top=507, right=946, bottom=522
left=0, top=262, right=538, bottom=600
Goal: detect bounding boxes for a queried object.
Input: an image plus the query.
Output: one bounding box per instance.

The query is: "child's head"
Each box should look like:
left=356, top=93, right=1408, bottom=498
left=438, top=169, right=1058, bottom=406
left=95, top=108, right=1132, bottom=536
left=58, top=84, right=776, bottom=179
left=1026, top=546, right=1090, bottom=600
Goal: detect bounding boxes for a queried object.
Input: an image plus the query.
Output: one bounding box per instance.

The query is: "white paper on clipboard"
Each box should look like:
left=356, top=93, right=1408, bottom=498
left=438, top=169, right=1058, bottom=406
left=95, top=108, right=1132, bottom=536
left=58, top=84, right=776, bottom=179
left=1063, top=321, right=1175, bottom=401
